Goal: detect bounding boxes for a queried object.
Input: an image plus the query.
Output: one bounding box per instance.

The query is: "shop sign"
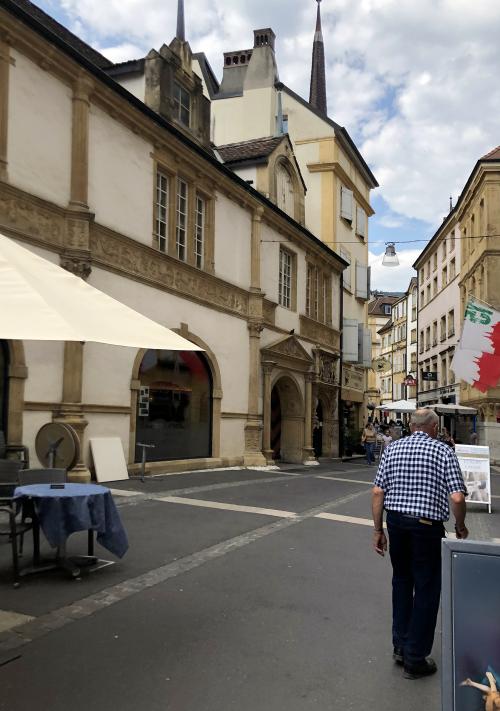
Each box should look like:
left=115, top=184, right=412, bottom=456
left=422, top=371, right=438, bottom=381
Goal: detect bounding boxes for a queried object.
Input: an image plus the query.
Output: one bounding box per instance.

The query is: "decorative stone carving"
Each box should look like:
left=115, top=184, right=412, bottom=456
left=66, top=217, right=90, bottom=249
left=263, top=299, right=276, bottom=326
left=92, top=227, right=250, bottom=317
left=318, top=353, right=340, bottom=386
left=300, top=315, right=340, bottom=350
left=343, top=365, right=364, bottom=391
left=248, top=322, right=264, bottom=337
left=244, top=423, right=262, bottom=452
left=0, top=189, right=64, bottom=246
left=60, top=252, right=92, bottom=279
left=262, top=335, right=312, bottom=364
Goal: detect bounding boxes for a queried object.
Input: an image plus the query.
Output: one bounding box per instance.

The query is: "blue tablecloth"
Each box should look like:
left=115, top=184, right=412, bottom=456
left=14, top=483, right=128, bottom=558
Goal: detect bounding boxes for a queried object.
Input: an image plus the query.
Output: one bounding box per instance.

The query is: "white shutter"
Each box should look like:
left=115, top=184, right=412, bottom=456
left=343, top=319, right=359, bottom=362
left=340, top=187, right=353, bottom=221
left=340, top=249, right=351, bottom=290
left=357, top=324, right=372, bottom=367
left=356, top=206, right=366, bottom=238
left=355, top=262, right=369, bottom=300
left=363, top=328, right=372, bottom=367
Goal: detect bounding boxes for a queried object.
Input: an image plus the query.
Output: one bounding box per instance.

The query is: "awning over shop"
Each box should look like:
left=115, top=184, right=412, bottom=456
left=0, top=233, right=201, bottom=350
left=375, top=399, right=417, bottom=413
left=430, top=403, right=477, bottom=415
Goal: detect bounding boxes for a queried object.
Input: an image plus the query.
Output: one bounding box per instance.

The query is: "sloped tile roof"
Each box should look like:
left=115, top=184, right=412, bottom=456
left=482, top=145, right=500, bottom=160
left=9, top=0, right=113, bottom=69
left=217, top=136, right=285, bottom=165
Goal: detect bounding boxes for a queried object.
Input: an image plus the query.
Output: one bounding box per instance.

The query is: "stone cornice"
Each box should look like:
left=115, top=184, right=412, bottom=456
left=306, top=161, right=374, bottom=216
left=91, top=224, right=250, bottom=319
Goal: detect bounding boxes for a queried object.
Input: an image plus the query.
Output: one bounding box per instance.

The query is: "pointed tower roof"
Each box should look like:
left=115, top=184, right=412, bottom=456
left=309, top=0, right=327, bottom=115
left=176, top=0, right=185, bottom=42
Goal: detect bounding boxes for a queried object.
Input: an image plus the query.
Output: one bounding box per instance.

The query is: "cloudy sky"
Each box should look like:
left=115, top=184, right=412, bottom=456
left=36, top=0, right=500, bottom=290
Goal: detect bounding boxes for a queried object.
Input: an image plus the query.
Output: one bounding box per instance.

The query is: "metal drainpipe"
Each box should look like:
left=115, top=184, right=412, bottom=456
left=339, top=273, right=344, bottom=458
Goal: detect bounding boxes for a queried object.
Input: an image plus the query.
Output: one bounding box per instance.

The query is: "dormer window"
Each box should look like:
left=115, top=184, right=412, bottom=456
left=174, top=82, right=191, bottom=127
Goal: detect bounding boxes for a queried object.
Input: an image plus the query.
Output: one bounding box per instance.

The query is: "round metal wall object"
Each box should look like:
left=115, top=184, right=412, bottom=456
left=35, top=423, right=80, bottom=470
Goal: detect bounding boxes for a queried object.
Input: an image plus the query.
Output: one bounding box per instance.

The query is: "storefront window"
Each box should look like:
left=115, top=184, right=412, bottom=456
left=136, top=350, right=212, bottom=462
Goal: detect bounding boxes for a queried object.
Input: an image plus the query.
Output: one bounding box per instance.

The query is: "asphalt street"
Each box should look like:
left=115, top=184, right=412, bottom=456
left=0, top=459, right=499, bottom=710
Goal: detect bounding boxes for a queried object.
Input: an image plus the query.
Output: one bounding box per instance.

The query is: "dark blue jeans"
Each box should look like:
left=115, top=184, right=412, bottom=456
left=386, top=510, right=445, bottom=664
left=365, top=442, right=375, bottom=464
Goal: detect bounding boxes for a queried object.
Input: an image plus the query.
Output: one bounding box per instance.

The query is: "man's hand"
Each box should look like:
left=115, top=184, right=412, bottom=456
left=373, top=530, right=387, bottom=556
left=455, top=524, right=469, bottom=540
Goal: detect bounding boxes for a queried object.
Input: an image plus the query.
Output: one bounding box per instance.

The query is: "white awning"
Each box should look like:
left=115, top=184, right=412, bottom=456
left=430, top=403, right=477, bottom=415
left=375, top=399, right=417, bottom=413
left=0, top=233, right=201, bottom=350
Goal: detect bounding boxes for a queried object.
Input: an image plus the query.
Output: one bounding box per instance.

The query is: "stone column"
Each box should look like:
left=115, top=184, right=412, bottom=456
left=262, top=361, right=274, bottom=463
left=0, top=35, right=11, bottom=181
left=244, top=323, right=267, bottom=466
left=54, top=342, right=90, bottom=482
left=302, top=371, right=318, bottom=464
left=70, top=76, right=92, bottom=210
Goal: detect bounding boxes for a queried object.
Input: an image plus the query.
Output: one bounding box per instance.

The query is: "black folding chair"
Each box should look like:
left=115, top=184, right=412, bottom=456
left=0, top=461, right=32, bottom=586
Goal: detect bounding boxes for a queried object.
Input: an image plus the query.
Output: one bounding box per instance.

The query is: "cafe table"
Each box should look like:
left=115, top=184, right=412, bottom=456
left=14, top=483, right=128, bottom=579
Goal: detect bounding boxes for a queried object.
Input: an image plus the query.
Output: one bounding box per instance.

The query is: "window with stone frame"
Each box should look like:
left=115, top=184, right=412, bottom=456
left=195, top=194, right=206, bottom=269
left=276, top=162, right=295, bottom=218
left=279, top=247, right=293, bottom=309
left=154, top=170, right=169, bottom=252
left=306, top=263, right=319, bottom=320
left=176, top=178, right=188, bottom=261
left=174, top=82, right=191, bottom=127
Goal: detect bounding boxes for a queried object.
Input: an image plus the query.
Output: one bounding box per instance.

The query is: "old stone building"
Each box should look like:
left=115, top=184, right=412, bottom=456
left=0, top=0, right=345, bottom=477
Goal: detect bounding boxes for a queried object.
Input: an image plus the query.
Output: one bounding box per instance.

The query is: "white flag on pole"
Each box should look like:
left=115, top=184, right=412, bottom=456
left=451, top=298, right=500, bottom=392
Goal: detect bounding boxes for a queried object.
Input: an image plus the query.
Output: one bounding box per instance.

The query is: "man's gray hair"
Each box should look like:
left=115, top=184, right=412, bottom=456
left=410, top=408, right=439, bottom=428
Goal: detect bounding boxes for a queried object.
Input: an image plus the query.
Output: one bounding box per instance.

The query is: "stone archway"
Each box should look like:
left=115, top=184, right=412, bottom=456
left=130, top=328, right=222, bottom=464
left=271, top=374, right=304, bottom=463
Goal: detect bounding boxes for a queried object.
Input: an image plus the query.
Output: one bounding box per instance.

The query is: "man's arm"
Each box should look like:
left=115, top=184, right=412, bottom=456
left=450, top=492, right=468, bottom=539
left=371, top=486, right=387, bottom=555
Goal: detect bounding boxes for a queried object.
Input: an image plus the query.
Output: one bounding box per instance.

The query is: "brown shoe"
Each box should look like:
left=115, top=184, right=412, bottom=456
left=403, top=658, right=437, bottom=679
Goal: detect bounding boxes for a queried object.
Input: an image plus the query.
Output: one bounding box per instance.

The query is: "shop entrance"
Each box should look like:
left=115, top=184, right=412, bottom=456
left=135, top=350, right=212, bottom=462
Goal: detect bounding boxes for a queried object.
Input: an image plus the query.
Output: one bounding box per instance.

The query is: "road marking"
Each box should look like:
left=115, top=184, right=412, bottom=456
left=108, top=488, right=143, bottom=498
left=157, top=496, right=297, bottom=518
left=315, top=512, right=374, bottom=526
left=316, top=475, right=373, bottom=486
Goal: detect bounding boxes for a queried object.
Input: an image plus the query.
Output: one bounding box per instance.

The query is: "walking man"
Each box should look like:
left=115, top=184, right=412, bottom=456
left=371, top=408, right=468, bottom=679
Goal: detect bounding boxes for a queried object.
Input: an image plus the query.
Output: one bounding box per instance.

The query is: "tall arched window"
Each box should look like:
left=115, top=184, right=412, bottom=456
left=276, top=162, right=295, bottom=217
left=135, top=350, right=212, bottom=462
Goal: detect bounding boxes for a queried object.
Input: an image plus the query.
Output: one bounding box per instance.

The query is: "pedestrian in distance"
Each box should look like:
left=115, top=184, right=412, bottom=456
left=371, top=408, right=468, bottom=680
left=361, top=421, right=377, bottom=465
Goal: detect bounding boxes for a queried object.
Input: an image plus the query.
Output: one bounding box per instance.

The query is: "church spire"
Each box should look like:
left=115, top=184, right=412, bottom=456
left=176, top=0, right=185, bottom=42
left=309, top=0, right=327, bottom=115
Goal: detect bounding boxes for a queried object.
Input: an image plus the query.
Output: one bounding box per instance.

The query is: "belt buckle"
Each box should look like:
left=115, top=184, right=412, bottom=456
left=418, top=518, right=432, bottom=526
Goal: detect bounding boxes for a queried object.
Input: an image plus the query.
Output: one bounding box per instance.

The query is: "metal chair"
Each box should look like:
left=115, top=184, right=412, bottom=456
left=0, top=431, right=29, bottom=469
left=0, top=461, right=31, bottom=586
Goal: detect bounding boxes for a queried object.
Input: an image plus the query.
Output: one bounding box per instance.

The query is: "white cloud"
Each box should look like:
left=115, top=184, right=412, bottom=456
left=369, top=249, right=419, bottom=293
left=45, top=0, right=500, bottom=228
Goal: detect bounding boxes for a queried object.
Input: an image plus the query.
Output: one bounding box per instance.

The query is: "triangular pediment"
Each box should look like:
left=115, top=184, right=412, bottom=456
left=261, top=335, right=313, bottom=363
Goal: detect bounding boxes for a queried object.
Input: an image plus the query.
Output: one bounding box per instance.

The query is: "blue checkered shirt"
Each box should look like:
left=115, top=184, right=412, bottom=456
left=373, top=431, right=467, bottom=521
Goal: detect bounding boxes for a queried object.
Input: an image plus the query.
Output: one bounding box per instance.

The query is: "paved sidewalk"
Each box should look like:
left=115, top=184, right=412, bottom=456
left=0, top=460, right=498, bottom=710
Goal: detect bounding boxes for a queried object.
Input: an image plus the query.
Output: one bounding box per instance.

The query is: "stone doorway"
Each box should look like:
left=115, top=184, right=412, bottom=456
left=270, top=376, right=304, bottom=463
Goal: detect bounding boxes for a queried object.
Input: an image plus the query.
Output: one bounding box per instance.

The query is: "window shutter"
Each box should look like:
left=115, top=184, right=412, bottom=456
left=357, top=324, right=372, bottom=367
left=340, top=187, right=353, bottom=221
left=356, top=206, right=366, bottom=237
left=340, top=249, right=351, bottom=290
left=355, top=262, right=369, bottom=300
left=342, top=319, right=359, bottom=362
